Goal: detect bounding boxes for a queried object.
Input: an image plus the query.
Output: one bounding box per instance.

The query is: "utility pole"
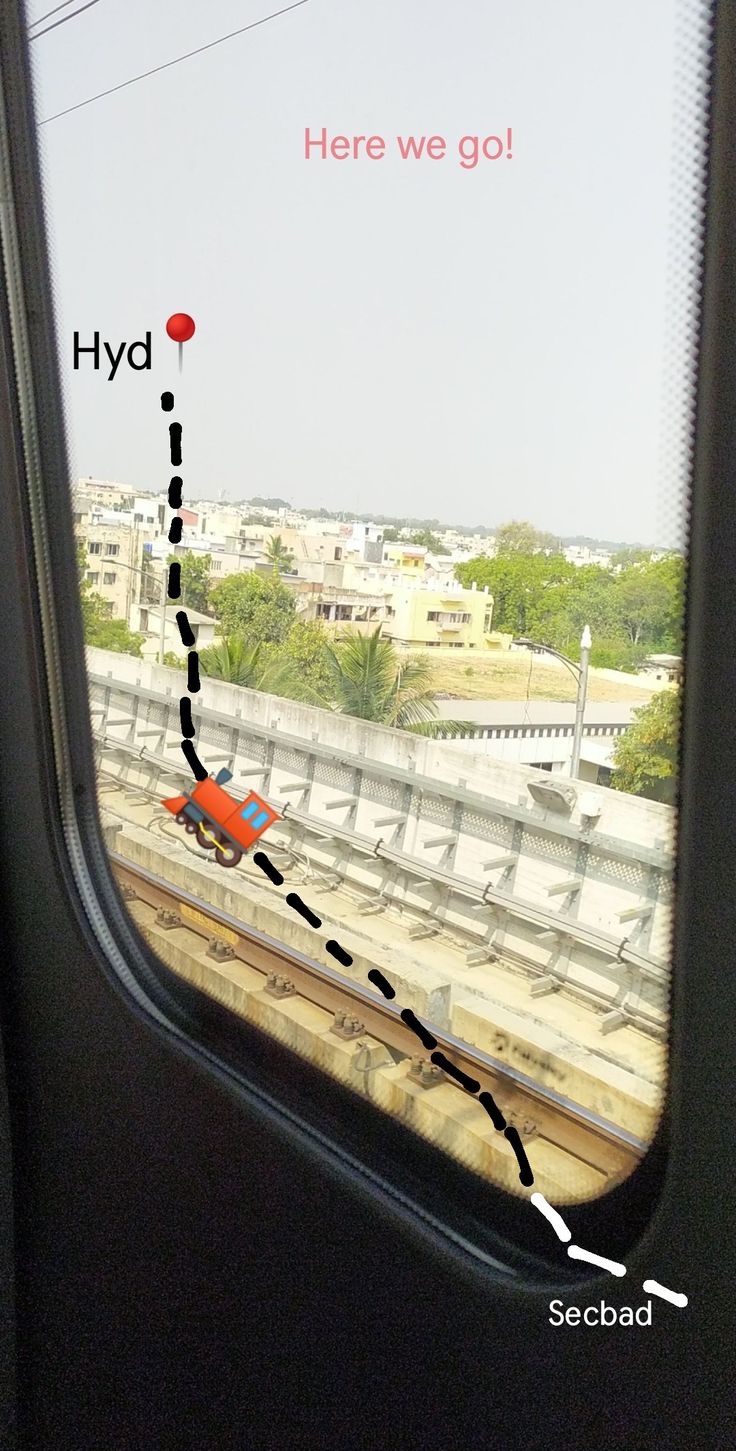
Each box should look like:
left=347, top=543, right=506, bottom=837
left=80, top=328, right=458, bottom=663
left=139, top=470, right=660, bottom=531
left=570, top=625, right=592, bottom=778
left=158, top=560, right=167, bottom=666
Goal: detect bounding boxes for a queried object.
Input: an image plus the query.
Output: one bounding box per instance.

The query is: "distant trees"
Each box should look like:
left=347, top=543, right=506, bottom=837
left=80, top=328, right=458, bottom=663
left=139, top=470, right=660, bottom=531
left=408, top=529, right=444, bottom=552
left=611, top=690, right=680, bottom=802
left=456, top=547, right=684, bottom=670
left=494, top=520, right=560, bottom=555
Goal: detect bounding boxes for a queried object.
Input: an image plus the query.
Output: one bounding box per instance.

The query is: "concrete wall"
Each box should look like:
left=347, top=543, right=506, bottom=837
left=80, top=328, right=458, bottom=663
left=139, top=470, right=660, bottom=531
left=87, top=647, right=676, bottom=1028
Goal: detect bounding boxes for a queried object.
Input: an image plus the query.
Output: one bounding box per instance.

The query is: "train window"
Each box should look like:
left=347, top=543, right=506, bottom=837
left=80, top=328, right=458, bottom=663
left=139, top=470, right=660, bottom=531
left=23, top=0, right=709, bottom=1216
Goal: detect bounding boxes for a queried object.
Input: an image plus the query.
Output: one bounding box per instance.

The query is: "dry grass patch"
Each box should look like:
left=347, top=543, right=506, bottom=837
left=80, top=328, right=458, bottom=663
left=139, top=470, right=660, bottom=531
left=427, top=654, right=655, bottom=703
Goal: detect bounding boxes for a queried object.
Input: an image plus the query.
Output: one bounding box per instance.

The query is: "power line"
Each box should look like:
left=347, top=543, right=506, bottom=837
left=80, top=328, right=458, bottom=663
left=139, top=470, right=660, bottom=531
left=29, top=0, right=83, bottom=25
left=40, top=0, right=310, bottom=124
left=30, top=0, right=104, bottom=42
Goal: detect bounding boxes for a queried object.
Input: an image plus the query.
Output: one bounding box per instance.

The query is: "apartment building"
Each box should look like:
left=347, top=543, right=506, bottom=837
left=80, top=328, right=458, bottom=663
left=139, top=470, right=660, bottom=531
left=382, top=582, right=493, bottom=648
left=76, top=519, right=154, bottom=620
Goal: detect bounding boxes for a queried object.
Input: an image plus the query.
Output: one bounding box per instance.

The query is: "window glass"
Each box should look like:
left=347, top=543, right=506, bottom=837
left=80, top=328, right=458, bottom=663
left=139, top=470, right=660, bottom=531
left=28, top=0, right=709, bottom=1205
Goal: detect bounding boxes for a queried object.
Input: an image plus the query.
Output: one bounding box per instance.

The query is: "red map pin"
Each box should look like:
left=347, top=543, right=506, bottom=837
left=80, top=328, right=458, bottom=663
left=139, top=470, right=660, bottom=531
left=166, top=313, right=196, bottom=371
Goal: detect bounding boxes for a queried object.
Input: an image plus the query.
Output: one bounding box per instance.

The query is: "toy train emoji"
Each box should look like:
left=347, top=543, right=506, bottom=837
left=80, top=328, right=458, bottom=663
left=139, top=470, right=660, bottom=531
left=162, top=768, right=280, bottom=868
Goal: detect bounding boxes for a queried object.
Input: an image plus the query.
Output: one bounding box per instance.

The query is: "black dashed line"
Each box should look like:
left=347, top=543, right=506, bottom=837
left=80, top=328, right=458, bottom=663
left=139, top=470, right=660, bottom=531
left=479, top=1090, right=507, bottom=1133
left=368, top=969, right=396, bottom=1000
left=326, top=940, right=353, bottom=967
left=430, top=1051, right=481, bottom=1096
left=158, top=384, right=532, bottom=1189
left=181, top=739, right=207, bottom=781
left=504, top=1126, right=534, bottom=1187
left=169, top=517, right=183, bottom=544
left=179, top=697, right=195, bottom=739
left=400, top=1008, right=437, bottom=1051
left=169, top=421, right=182, bottom=466
left=176, top=610, right=195, bottom=647
left=286, top=893, right=322, bottom=929
left=253, top=852, right=284, bottom=886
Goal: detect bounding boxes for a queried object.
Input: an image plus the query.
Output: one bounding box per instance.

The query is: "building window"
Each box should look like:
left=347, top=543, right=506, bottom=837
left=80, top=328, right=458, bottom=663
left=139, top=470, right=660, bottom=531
left=103, top=572, right=116, bottom=585
left=86, top=571, right=99, bottom=585
left=106, top=543, right=120, bottom=557
left=89, top=541, right=102, bottom=555
left=426, top=610, right=472, bottom=625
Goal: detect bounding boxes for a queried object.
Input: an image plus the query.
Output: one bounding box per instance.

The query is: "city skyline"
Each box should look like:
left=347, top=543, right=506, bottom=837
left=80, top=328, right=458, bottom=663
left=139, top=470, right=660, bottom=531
left=30, top=0, right=695, bottom=544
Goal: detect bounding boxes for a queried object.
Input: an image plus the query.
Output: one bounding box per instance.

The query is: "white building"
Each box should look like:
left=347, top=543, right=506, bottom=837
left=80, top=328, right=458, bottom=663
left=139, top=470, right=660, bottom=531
left=128, top=603, right=217, bottom=660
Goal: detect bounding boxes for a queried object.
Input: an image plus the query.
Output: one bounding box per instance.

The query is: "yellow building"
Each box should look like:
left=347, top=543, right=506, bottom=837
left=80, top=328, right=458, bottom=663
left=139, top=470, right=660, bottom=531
left=382, top=542, right=427, bottom=575
left=383, top=584, right=493, bottom=649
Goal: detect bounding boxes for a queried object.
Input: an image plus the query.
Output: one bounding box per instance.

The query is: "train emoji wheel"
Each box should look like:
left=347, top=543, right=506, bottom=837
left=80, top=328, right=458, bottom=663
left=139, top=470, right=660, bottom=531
left=175, top=811, right=188, bottom=826
left=214, top=836, right=243, bottom=869
left=195, top=821, right=218, bottom=850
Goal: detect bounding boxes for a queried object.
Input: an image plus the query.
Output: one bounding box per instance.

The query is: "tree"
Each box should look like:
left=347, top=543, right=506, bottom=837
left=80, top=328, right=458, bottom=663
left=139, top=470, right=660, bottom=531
left=86, top=617, right=144, bottom=656
left=611, top=559, right=681, bottom=648
left=270, top=619, right=332, bottom=697
left=168, top=551, right=212, bottom=614
left=199, top=637, right=300, bottom=694
left=408, top=529, right=443, bottom=552
left=209, top=573, right=295, bottom=646
left=320, top=630, right=466, bottom=735
left=455, top=546, right=685, bottom=669
left=455, top=552, right=573, bottom=636
left=610, top=690, right=680, bottom=802
left=611, top=547, right=654, bottom=570
left=265, top=534, right=295, bottom=575
left=382, top=526, right=400, bottom=542
left=77, top=542, right=144, bottom=655
left=494, top=520, right=557, bottom=555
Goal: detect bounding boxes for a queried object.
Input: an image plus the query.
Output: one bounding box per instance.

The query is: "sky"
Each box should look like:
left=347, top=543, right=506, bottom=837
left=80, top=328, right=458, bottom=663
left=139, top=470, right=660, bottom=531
left=26, top=0, right=704, bottom=543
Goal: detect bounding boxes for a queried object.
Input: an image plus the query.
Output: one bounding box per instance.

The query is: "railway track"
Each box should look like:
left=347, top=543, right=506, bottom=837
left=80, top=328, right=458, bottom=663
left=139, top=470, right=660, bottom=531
left=94, top=745, right=668, bottom=1041
left=110, top=851, right=647, bottom=1187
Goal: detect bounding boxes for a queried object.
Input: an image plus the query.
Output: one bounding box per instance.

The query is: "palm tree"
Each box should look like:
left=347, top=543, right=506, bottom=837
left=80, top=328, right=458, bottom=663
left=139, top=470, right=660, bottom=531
left=265, top=534, right=294, bottom=575
left=199, top=636, right=299, bottom=695
left=321, top=630, right=468, bottom=735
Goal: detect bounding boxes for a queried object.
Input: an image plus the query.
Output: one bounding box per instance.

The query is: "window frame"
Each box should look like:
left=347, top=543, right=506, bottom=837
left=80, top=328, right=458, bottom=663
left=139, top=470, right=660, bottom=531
left=0, top=0, right=731, bottom=1285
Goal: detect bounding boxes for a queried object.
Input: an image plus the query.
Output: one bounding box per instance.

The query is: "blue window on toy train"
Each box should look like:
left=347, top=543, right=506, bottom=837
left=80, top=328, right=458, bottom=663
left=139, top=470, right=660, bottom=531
left=240, top=800, right=271, bottom=831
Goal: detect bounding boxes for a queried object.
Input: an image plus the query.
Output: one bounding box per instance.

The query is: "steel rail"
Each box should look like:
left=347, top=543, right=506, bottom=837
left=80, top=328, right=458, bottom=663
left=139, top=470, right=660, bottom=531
left=111, top=851, right=648, bottom=1182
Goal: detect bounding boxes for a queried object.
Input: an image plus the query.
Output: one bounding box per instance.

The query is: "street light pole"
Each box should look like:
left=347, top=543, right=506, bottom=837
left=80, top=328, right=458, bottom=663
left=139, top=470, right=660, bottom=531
left=158, top=560, right=168, bottom=666
left=570, top=624, right=592, bottom=779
